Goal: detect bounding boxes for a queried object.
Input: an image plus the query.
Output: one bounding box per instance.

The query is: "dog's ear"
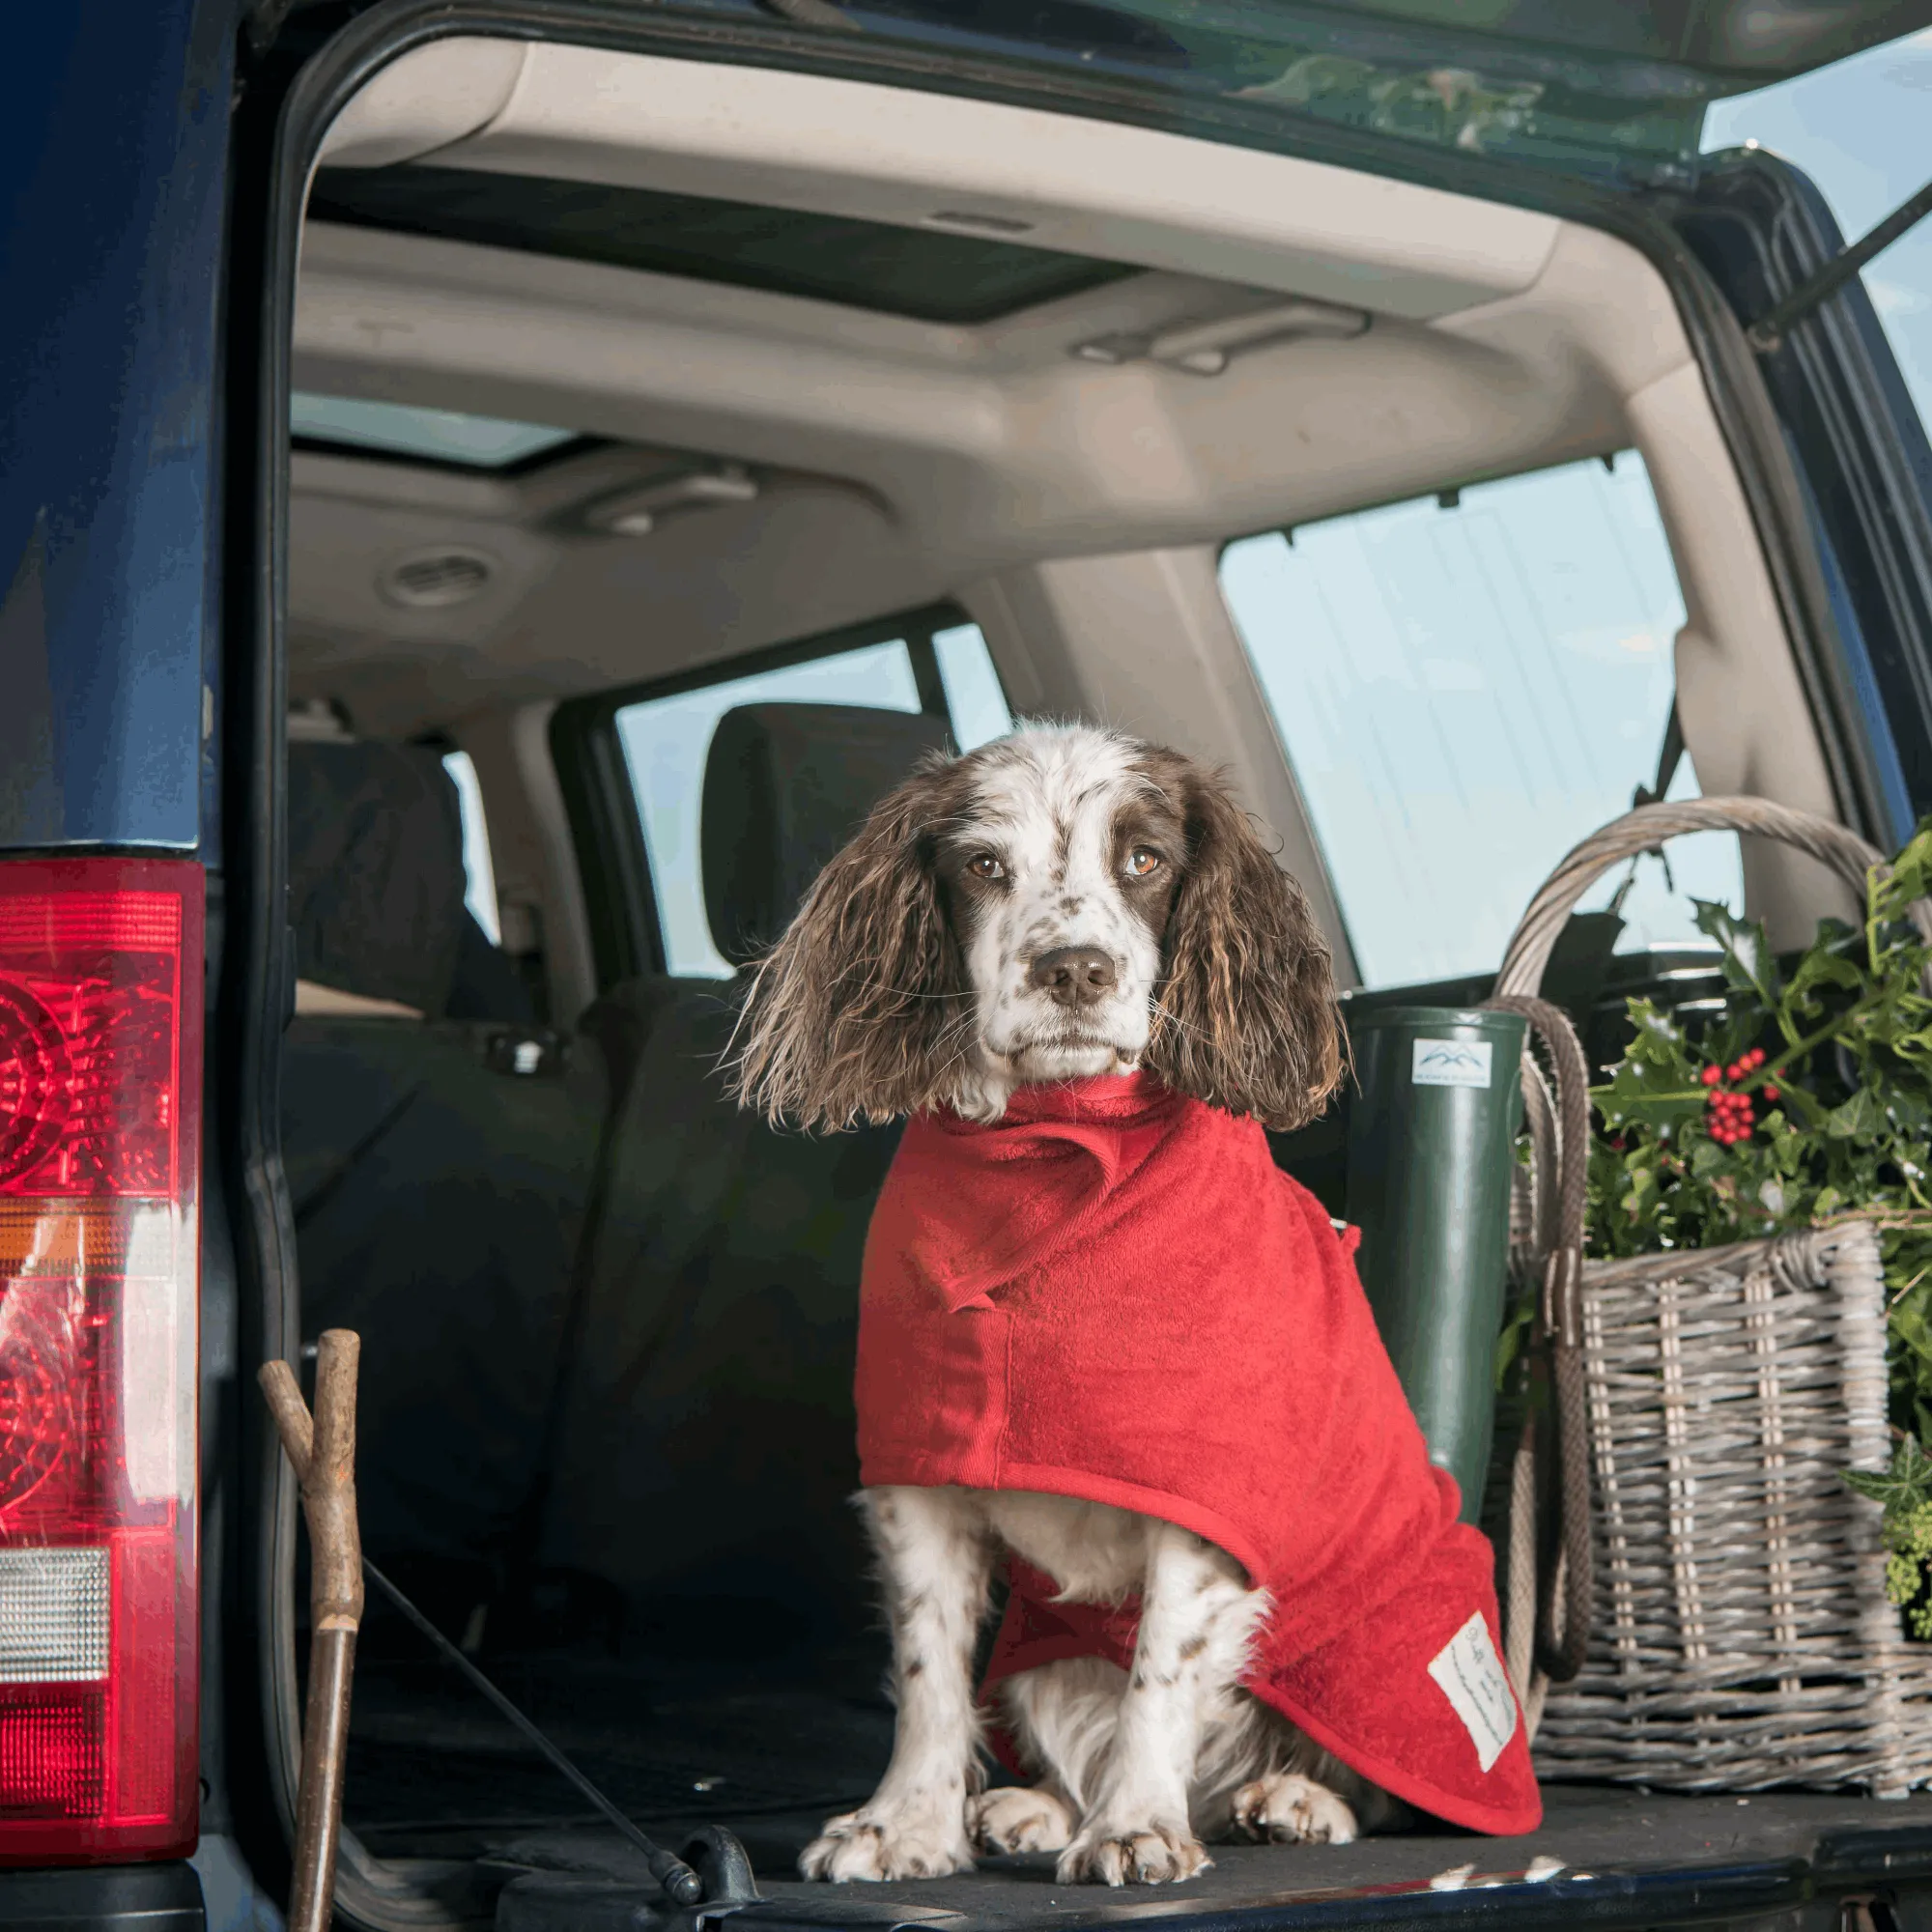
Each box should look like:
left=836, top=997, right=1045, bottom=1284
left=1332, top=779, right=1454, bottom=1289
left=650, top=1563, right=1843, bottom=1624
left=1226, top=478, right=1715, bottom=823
left=1143, top=765, right=1344, bottom=1131
left=728, top=762, right=970, bottom=1130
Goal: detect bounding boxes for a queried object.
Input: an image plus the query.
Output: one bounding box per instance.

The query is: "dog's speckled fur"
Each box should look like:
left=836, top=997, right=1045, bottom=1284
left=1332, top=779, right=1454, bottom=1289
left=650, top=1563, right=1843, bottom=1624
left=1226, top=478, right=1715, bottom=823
left=733, top=724, right=1390, bottom=1887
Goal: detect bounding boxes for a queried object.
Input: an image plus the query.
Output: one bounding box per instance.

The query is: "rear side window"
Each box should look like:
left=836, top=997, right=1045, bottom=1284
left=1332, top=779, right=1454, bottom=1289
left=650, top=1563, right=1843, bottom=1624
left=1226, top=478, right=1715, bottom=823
left=1219, top=452, right=1745, bottom=989
left=615, top=617, right=1010, bottom=976
left=440, top=749, right=501, bottom=945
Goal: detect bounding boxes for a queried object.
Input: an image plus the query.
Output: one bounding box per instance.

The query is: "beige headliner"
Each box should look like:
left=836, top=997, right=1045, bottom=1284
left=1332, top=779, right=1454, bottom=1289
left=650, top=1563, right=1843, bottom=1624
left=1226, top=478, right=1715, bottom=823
left=292, top=38, right=1849, bottom=1000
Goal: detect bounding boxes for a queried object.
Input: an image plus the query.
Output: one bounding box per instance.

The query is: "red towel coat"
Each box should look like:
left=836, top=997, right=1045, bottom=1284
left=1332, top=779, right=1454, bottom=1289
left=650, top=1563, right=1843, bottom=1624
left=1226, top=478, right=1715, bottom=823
left=855, top=1073, right=1541, bottom=1836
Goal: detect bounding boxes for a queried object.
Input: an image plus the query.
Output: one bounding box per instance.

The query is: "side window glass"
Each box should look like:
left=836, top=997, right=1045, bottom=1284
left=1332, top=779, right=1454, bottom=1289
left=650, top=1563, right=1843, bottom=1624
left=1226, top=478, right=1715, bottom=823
left=1219, top=453, right=1745, bottom=989
left=440, top=749, right=501, bottom=945
left=934, top=621, right=1013, bottom=750
left=614, top=622, right=1010, bottom=977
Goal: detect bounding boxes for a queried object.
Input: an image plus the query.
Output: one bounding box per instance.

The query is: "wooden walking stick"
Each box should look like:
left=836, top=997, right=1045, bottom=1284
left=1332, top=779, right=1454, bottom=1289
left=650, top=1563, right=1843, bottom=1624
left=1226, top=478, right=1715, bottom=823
left=260, top=1330, right=364, bottom=1932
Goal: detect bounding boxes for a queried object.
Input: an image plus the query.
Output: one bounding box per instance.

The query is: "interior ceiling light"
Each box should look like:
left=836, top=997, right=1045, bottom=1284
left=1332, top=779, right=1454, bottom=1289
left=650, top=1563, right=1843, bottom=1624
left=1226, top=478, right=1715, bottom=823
left=1072, top=297, right=1369, bottom=376
left=585, top=464, right=759, bottom=538
left=379, top=546, right=496, bottom=609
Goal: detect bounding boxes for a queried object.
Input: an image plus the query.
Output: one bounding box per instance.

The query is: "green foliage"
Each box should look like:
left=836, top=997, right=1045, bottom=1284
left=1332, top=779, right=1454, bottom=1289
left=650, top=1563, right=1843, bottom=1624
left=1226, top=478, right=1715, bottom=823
left=1845, top=1438, right=1932, bottom=1636
left=1585, top=820, right=1932, bottom=1614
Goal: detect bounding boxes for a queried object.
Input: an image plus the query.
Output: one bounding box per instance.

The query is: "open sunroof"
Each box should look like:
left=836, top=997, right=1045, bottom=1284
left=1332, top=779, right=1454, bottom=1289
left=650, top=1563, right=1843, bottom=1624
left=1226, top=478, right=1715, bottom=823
left=307, top=166, right=1138, bottom=326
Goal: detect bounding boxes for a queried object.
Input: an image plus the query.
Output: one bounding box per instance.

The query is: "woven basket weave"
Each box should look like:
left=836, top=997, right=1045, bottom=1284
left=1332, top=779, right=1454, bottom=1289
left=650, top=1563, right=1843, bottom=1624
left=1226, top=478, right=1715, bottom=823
left=1533, top=1223, right=1924, bottom=1793
left=1492, top=797, right=1930, bottom=1794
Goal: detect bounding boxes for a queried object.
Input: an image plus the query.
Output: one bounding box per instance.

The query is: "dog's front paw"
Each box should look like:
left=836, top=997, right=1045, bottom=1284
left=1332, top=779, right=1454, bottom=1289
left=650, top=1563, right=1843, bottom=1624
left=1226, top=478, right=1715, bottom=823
left=971, top=1786, right=1076, bottom=1856
left=799, top=1806, right=976, bottom=1882
left=1057, top=1819, right=1209, bottom=1887
left=1231, top=1774, right=1358, bottom=1846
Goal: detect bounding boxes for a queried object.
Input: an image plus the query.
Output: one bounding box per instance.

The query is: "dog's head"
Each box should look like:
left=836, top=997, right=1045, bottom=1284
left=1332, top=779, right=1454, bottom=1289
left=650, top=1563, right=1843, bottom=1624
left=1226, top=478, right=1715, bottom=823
left=729, top=723, right=1343, bottom=1130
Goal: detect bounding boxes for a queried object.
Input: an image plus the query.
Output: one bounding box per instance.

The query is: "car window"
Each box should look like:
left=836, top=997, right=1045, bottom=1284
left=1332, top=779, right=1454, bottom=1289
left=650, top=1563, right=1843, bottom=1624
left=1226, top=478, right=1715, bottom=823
left=615, top=620, right=1011, bottom=976
left=1702, top=30, right=1932, bottom=434
left=440, top=749, right=501, bottom=945
left=1219, top=452, right=1745, bottom=989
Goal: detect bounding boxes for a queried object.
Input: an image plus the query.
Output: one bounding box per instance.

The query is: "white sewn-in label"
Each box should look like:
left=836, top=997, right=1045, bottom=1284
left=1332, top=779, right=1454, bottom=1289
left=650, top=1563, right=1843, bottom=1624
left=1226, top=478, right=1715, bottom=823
left=1427, top=1612, right=1517, bottom=1773
left=1411, top=1038, right=1493, bottom=1089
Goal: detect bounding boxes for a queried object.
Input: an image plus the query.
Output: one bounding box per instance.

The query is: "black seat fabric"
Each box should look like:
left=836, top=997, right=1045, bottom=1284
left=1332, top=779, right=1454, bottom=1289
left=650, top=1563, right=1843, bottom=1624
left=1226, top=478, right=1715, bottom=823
left=282, top=738, right=603, bottom=1580
left=282, top=1019, right=604, bottom=1567
left=288, top=740, right=469, bottom=1016
left=699, top=703, right=950, bottom=965
left=534, top=702, right=950, bottom=1656
left=288, top=738, right=537, bottom=1025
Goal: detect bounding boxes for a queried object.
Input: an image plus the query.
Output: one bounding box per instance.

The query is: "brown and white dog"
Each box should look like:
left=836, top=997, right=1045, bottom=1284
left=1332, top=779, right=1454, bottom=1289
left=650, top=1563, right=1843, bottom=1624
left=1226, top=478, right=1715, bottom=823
left=731, top=723, right=1399, bottom=1887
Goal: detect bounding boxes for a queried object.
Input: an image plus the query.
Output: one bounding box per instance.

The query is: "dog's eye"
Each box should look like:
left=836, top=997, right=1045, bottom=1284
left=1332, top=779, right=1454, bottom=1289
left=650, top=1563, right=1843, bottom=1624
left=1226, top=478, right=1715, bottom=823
left=1125, top=848, right=1162, bottom=878
left=968, top=853, right=1007, bottom=881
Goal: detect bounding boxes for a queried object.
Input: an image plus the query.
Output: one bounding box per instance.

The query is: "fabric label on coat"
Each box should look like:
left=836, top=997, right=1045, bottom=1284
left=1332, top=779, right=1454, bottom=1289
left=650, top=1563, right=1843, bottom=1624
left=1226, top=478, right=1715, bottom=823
left=1427, top=1612, right=1518, bottom=1772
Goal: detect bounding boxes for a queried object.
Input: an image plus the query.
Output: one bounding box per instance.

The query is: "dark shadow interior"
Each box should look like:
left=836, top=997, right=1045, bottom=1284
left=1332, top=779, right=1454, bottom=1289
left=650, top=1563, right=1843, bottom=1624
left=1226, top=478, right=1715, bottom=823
left=284, top=706, right=951, bottom=1882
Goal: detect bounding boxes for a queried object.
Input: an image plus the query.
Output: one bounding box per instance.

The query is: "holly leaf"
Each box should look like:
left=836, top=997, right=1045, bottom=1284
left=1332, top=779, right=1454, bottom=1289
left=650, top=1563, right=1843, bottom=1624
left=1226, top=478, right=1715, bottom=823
left=1787, top=945, right=1864, bottom=1006
left=1592, top=1056, right=1708, bottom=1137
left=1693, top=899, right=1783, bottom=1006
left=1878, top=821, right=1932, bottom=921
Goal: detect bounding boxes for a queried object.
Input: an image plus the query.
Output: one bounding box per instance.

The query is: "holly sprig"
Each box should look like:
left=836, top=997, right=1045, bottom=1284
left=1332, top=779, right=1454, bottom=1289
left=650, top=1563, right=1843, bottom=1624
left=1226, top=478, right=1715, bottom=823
left=1583, top=819, right=1932, bottom=1621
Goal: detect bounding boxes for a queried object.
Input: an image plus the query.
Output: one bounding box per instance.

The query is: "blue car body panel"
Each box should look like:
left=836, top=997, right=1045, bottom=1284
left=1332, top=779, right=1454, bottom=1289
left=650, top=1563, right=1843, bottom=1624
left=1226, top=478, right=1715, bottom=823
left=0, top=0, right=230, bottom=856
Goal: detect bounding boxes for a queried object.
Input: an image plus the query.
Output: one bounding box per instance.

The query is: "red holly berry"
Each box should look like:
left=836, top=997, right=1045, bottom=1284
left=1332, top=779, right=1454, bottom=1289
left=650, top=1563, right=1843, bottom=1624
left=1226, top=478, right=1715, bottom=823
left=1763, top=1085, right=1779, bottom=1101
left=1725, top=1063, right=1744, bottom=1082
left=1747, top=1048, right=1766, bottom=1068
left=1701, top=1065, right=1722, bottom=1086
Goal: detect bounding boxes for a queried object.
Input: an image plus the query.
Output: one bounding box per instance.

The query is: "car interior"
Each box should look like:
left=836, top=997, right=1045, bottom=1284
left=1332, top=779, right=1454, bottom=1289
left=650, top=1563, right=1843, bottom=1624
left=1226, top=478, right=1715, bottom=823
left=272, top=31, right=1931, bottom=1928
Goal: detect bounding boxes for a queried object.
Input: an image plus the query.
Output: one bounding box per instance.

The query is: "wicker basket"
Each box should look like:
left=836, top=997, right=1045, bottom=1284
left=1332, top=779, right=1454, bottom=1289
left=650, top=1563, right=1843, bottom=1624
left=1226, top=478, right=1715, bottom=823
left=1492, top=797, right=1932, bottom=1795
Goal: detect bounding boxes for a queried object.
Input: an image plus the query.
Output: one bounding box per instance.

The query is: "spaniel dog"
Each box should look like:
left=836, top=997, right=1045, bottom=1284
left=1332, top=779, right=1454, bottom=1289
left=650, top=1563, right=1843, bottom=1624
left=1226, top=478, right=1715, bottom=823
left=731, top=722, right=1398, bottom=1886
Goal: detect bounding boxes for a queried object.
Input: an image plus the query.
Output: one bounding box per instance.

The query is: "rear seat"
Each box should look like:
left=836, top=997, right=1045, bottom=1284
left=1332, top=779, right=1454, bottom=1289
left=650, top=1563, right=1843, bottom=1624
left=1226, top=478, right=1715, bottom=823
left=530, top=703, right=950, bottom=1658
left=282, top=741, right=606, bottom=1617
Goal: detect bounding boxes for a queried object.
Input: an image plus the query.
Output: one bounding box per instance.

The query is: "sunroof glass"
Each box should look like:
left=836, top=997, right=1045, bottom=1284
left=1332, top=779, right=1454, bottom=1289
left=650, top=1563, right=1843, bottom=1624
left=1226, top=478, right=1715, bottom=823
left=306, top=168, right=1137, bottom=327
left=290, top=391, right=580, bottom=468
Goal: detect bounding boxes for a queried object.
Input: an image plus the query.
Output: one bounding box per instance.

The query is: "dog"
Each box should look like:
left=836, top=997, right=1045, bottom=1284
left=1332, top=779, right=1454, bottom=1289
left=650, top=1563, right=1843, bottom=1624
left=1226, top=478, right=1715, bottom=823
left=729, top=723, right=1523, bottom=1887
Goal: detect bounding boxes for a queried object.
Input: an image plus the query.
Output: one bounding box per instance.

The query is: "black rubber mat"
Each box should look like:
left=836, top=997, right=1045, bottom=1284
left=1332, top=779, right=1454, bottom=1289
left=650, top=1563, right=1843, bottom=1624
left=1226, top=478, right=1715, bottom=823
left=345, top=1648, right=895, bottom=1844
left=484, top=1787, right=1932, bottom=1932
left=344, top=1646, right=1932, bottom=1929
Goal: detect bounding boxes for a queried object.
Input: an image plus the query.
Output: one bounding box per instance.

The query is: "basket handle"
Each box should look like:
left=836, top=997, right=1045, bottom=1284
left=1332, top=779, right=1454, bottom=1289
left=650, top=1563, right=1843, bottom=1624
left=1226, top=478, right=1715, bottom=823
left=1493, top=796, right=1932, bottom=1001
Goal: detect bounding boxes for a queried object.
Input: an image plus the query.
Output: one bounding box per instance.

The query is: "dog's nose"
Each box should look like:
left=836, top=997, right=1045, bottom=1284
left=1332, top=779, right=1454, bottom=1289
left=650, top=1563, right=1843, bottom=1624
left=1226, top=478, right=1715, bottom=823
left=1028, top=947, right=1118, bottom=1008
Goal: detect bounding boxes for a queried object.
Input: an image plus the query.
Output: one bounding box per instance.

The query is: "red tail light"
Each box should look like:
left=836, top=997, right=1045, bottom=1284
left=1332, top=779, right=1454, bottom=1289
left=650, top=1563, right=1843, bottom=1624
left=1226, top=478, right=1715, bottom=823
left=0, top=859, right=202, bottom=1863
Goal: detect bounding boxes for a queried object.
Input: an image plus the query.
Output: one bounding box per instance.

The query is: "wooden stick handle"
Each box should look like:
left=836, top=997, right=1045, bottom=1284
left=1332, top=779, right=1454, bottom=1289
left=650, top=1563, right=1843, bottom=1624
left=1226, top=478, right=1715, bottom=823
left=259, top=1329, right=365, bottom=1932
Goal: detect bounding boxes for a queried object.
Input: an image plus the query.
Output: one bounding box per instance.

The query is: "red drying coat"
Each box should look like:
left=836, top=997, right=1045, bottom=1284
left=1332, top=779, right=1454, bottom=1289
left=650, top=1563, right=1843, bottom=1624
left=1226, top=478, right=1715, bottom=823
left=856, top=1073, right=1541, bottom=1837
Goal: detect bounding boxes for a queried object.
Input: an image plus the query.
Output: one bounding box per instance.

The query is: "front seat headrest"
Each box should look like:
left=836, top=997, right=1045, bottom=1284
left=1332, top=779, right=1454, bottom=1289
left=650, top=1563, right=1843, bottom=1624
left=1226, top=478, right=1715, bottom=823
left=700, top=703, right=953, bottom=969
left=288, top=740, right=469, bottom=1017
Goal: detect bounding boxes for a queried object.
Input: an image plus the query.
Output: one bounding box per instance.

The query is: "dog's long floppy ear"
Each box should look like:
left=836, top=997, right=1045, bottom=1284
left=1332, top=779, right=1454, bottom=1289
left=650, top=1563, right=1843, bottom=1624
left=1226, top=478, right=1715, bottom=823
left=728, top=763, right=971, bottom=1131
left=1143, top=764, right=1344, bottom=1132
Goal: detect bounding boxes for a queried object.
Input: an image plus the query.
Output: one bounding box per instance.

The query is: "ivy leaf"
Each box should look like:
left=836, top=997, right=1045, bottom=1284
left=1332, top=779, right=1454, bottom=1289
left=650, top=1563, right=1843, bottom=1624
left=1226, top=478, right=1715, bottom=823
left=1892, top=1298, right=1932, bottom=1371
left=1693, top=899, right=1784, bottom=1006
left=1826, top=1086, right=1886, bottom=1140
left=1844, top=1435, right=1932, bottom=1512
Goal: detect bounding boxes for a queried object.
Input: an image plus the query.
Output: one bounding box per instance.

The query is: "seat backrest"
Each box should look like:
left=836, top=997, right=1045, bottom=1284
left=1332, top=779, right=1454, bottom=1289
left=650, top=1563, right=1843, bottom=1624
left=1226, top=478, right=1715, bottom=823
left=282, top=739, right=604, bottom=1615
left=533, top=702, right=950, bottom=1658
